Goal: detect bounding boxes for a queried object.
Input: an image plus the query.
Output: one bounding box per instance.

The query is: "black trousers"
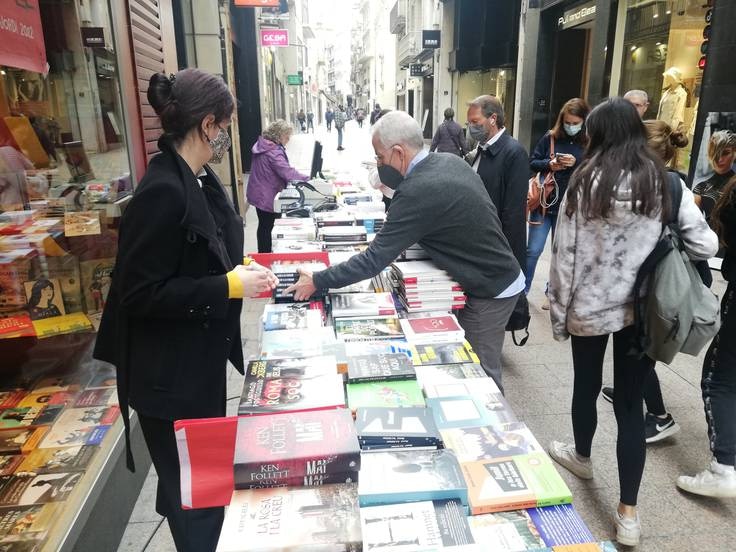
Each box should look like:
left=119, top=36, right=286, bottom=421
left=255, top=208, right=280, bottom=253
left=570, top=325, right=654, bottom=506
left=702, top=283, right=736, bottom=467
left=139, top=415, right=224, bottom=552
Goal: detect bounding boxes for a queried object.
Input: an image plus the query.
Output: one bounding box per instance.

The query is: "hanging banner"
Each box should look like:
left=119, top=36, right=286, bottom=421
left=235, top=0, right=280, bottom=7
left=260, top=29, right=289, bottom=48
left=0, top=0, right=47, bottom=74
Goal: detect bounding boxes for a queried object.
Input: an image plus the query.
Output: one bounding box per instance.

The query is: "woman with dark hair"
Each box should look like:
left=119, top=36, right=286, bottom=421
left=27, top=279, right=61, bottom=320
left=94, top=68, right=277, bottom=551
left=430, top=107, right=467, bottom=157
left=678, top=174, right=736, bottom=498
left=547, top=98, right=717, bottom=546
left=526, top=97, right=590, bottom=301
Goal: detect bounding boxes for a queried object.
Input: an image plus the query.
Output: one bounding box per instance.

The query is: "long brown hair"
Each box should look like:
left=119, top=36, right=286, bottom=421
left=644, top=119, right=688, bottom=167
left=710, top=174, right=736, bottom=247
left=550, top=98, right=591, bottom=143
left=565, top=98, right=670, bottom=221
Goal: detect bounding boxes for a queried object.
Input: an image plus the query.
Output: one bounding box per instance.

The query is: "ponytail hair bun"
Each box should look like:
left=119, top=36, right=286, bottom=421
left=669, top=129, right=689, bottom=149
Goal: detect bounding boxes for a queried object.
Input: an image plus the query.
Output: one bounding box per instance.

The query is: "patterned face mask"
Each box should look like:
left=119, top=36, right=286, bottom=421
left=208, top=128, right=231, bottom=164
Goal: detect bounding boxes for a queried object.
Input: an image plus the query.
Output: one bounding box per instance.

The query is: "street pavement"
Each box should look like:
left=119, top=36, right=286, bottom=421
left=118, top=121, right=734, bottom=551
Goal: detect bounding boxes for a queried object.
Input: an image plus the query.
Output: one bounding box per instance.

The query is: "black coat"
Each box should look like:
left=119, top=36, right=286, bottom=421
left=469, top=132, right=530, bottom=271
left=94, top=138, right=244, bottom=469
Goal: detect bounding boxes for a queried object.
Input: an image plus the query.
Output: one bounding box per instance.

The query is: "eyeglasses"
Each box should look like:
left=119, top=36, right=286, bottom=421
left=374, top=144, right=399, bottom=163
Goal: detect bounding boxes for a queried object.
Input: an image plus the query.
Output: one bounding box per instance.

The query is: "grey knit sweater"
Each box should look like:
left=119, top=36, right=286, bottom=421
left=549, top=177, right=718, bottom=340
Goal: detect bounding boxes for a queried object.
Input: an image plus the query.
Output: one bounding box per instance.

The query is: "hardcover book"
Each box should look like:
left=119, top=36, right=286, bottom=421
left=426, top=395, right=517, bottom=430
left=335, top=316, right=404, bottom=342
left=237, top=357, right=345, bottom=416
left=360, top=499, right=474, bottom=551
left=347, top=380, right=425, bottom=411
left=233, top=409, right=360, bottom=488
left=0, top=472, right=83, bottom=506
left=440, top=423, right=543, bottom=463
left=409, top=342, right=480, bottom=366
left=414, top=364, right=486, bottom=387
left=355, top=407, right=442, bottom=450
left=330, top=292, right=397, bottom=318
left=17, top=446, right=97, bottom=474
left=236, top=471, right=358, bottom=490
left=467, top=509, right=546, bottom=550
left=347, top=353, right=415, bottom=383
left=216, top=484, right=362, bottom=552
left=358, top=449, right=467, bottom=508
left=399, top=315, right=465, bottom=345
left=461, top=453, right=572, bottom=515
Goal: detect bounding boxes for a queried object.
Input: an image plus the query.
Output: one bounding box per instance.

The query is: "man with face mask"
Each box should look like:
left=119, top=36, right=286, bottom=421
left=466, top=95, right=530, bottom=274
left=285, top=111, right=523, bottom=391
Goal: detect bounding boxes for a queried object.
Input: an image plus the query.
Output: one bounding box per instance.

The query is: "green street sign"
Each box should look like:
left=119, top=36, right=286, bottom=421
left=287, top=74, right=303, bottom=85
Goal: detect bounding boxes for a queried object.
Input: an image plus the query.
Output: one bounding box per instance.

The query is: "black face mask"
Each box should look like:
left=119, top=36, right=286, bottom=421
left=376, top=150, right=404, bottom=190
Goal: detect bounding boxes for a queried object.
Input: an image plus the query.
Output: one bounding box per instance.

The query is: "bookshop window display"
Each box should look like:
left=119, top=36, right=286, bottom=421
left=0, top=1, right=130, bottom=549
left=618, top=0, right=711, bottom=172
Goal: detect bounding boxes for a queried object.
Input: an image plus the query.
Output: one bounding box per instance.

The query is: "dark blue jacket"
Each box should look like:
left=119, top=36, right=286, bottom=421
left=530, top=131, right=585, bottom=215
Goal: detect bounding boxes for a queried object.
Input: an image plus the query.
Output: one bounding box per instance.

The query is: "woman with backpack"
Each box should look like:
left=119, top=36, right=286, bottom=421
left=677, top=173, right=736, bottom=498
left=547, top=98, right=717, bottom=547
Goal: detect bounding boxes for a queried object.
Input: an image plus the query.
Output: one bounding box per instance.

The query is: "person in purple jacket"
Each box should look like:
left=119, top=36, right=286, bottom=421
left=246, top=120, right=309, bottom=252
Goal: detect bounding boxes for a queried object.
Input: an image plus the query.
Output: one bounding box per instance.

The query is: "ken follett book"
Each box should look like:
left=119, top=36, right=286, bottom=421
left=233, top=409, right=360, bottom=488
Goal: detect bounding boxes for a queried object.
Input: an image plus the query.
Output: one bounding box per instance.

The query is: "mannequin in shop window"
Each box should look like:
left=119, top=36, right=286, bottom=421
left=657, top=67, right=687, bottom=131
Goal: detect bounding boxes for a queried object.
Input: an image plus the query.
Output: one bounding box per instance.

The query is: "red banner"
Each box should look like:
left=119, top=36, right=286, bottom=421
left=0, top=0, right=47, bottom=74
left=234, top=0, right=280, bottom=6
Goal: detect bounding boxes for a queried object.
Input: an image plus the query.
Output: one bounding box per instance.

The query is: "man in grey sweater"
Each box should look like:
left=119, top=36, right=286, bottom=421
left=286, top=111, right=524, bottom=391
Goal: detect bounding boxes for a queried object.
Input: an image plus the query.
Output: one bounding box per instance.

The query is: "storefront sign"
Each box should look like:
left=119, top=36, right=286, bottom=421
left=286, top=74, right=303, bottom=85
left=409, top=64, right=423, bottom=77
left=422, top=30, right=441, bottom=49
left=81, top=27, right=105, bottom=48
left=0, top=0, right=47, bottom=74
left=558, top=2, right=596, bottom=30
left=235, top=0, right=280, bottom=7
left=260, top=29, right=289, bottom=47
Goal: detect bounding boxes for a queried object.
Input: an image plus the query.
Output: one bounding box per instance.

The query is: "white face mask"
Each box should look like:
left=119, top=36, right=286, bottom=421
left=564, top=123, right=583, bottom=136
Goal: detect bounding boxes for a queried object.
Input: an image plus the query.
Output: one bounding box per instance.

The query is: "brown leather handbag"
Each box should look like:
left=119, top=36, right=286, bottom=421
left=527, top=135, right=558, bottom=225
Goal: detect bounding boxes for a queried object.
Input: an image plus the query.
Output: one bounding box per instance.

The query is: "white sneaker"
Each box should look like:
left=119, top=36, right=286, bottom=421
left=677, top=459, right=736, bottom=498
left=615, top=510, right=641, bottom=546
left=548, top=441, right=593, bottom=479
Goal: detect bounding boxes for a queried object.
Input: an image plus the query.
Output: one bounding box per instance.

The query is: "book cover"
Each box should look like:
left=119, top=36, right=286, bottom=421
left=0, top=429, right=48, bottom=455
left=423, top=378, right=502, bottom=399
left=358, top=450, right=467, bottom=508
left=0, top=393, right=27, bottom=410
left=335, top=316, right=404, bottom=342
left=347, top=353, right=415, bottom=383
left=0, top=472, right=83, bottom=506
left=400, top=315, right=465, bottom=345
left=0, top=407, right=64, bottom=430
left=73, top=389, right=117, bottom=408
left=344, top=340, right=414, bottom=358
left=330, top=292, right=396, bottom=318
left=0, top=504, right=59, bottom=543
left=38, top=407, right=118, bottom=449
left=233, top=410, right=360, bottom=487
left=259, top=327, right=341, bottom=359
left=30, top=312, right=94, bottom=339
left=426, top=396, right=517, bottom=430
left=235, top=471, right=358, bottom=490
left=414, top=364, right=486, bottom=387
left=216, top=484, right=362, bottom=552
left=23, top=279, right=66, bottom=321
left=45, top=254, right=83, bottom=315
left=467, top=509, right=546, bottom=550
left=16, top=393, right=73, bottom=410
left=527, top=504, right=595, bottom=547
left=440, top=423, right=543, bottom=463
left=78, top=258, right=114, bottom=314
left=237, top=359, right=345, bottom=416
left=0, top=315, right=36, bottom=339
left=355, top=407, right=441, bottom=446
left=347, top=381, right=425, bottom=411
left=409, top=342, right=480, bottom=366
left=263, top=308, right=322, bottom=331
left=17, top=446, right=96, bottom=474
left=31, top=374, right=88, bottom=394
left=0, top=456, right=23, bottom=476
left=360, top=499, right=474, bottom=551
left=461, top=453, right=573, bottom=515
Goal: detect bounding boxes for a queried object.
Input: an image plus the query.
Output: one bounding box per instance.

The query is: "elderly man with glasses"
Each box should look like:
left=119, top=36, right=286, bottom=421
left=285, top=111, right=523, bottom=392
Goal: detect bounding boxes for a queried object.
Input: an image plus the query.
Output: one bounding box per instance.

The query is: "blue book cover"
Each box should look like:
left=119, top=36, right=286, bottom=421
left=527, top=503, right=596, bottom=546
left=358, top=449, right=467, bottom=508
left=426, top=395, right=517, bottom=430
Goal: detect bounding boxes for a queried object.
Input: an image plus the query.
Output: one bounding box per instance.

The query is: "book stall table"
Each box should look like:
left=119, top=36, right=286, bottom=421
left=174, top=173, right=616, bottom=551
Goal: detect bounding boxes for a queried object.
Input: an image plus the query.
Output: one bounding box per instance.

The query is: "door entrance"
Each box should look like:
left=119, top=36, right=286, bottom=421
left=550, top=23, right=593, bottom=118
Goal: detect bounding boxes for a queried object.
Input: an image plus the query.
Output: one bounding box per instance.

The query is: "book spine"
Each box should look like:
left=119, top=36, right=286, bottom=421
left=470, top=497, right=537, bottom=515
left=233, top=450, right=361, bottom=486
left=347, top=373, right=415, bottom=384
left=234, top=470, right=359, bottom=490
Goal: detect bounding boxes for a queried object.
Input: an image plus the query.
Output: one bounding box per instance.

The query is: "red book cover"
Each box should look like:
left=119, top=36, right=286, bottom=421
left=407, top=316, right=462, bottom=334
left=0, top=315, right=36, bottom=339
left=233, top=409, right=360, bottom=489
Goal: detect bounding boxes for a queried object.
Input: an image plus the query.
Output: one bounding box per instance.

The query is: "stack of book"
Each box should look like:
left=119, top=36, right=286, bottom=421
left=393, top=260, right=466, bottom=312
left=271, top=218, right=316, bottom=241
left=355, top=407, right=442, bottom=451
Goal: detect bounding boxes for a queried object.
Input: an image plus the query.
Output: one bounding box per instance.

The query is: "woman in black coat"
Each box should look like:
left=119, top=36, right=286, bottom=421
left=94, top=69, right=277, bottom=551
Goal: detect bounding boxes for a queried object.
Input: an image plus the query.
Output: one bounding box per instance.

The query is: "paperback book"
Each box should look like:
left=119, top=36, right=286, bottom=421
left=216, top=484, right=362, bottom=552
left=409, top=342, right=480, bottom=366
left=360, top=499, right=474, bottom=551
left=414, top=364, right=486, bottom=387
left=461, top=453, right=573, bottom=515
left=0, top=406, right=64, bottom=430
left=426, top=395, right=517, bottom=430
left=237, top=357, right=345, bottom=416
left=399, top=315, right=465, bottom=345
left=0, top=455, right=23, bottom=476
left=440, top=423, right=543, bottom=463
left=73, top=388, right=117, bottom=407
left=467, top=509, right=546, bottom=550
left=334, top=316, right=404, bottom=342
left=347, top=353, right=415, bottom=383
left=0, top=472, right=83, bottom=506
left=0, top=504, right=59, bottom=544
left=330, top=292, right=397, bottom=318
left=347, top=380, right=425, bottom=411
left=262, top=303, right=323, bottom=331
left=271, top=261, right=328, bottom=303
left=423, top=377, right=503, bottom=399
left=259, top=327, right=345, bottom=363
left=358, top=449, right=468, bottom=508
left=17, top=446, right=97, bottom=474
left=38, top=406, right=118, bottom=449
left=0, top=429, right=48, bottom=455
left=236, top=471, right=358, bottom=490
left=355, top=407, right=442, bottom=450
left=233, top=409, right=360, bottom=488
left=527, top=504, right=596, bottom=547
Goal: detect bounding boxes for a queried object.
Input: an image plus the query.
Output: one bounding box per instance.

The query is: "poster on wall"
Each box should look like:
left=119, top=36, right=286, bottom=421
left=0, top=0, right=47, bottom=74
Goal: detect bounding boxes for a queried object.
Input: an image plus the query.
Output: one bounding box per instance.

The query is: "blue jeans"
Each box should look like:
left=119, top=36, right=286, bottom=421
left=525, top=211, right=557, bottom=294
left=337, top=127, right=343, bottom=148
